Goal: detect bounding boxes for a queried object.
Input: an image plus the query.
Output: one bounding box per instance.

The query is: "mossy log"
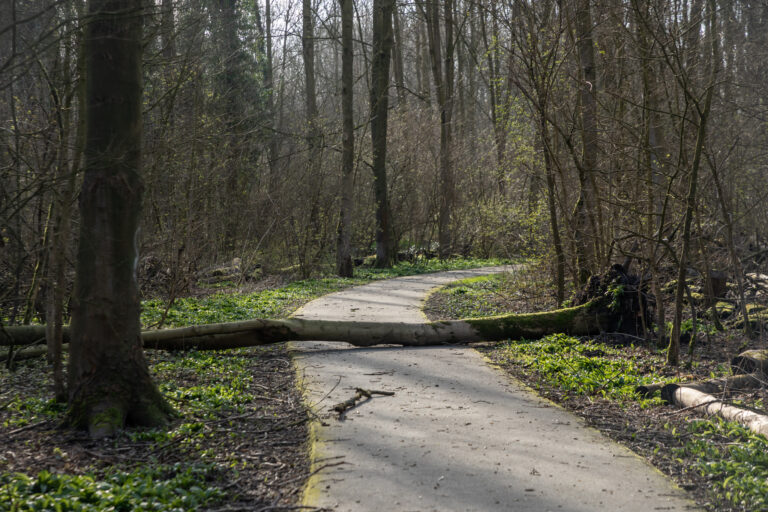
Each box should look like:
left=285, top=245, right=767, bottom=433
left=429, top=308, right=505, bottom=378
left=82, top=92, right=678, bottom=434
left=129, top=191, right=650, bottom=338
left=662, top=385, right=768, bottom=437
left=0, top=299, right=619, bottom=351
left=731, top=349, right=768, bottom=375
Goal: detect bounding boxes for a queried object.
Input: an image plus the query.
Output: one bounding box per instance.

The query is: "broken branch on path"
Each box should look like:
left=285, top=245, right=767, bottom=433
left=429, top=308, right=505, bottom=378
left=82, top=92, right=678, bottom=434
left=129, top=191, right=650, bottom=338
left=331, top=388, right=395, bottom=417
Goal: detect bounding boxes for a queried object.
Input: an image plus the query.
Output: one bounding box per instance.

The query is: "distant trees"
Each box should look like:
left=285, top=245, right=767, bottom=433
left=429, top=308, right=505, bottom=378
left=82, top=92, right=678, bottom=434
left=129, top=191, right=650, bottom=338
left=3, top=0, right=768, bottom=368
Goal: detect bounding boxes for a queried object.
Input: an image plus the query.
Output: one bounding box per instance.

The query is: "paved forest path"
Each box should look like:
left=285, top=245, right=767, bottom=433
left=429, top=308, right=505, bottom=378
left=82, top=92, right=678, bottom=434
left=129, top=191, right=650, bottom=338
left=290, top=267, right=698, bottom=511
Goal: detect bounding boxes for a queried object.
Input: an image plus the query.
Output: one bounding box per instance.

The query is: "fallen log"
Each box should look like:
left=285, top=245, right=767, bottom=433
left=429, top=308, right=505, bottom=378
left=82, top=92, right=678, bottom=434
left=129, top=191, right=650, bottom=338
left=661, top=384, right=768, bottom=437
left=731, top=349, right=768, bottom=375
left=0, top=299, right=617, bottom=350
left=656, top=373, right=766, bottom=402
left=638, top=373, right=766, bottom=399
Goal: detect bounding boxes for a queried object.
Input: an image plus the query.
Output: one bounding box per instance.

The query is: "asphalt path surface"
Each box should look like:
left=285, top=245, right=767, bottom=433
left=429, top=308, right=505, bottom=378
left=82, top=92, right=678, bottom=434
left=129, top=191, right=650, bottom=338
left=291, top=267, right=699, bottom=511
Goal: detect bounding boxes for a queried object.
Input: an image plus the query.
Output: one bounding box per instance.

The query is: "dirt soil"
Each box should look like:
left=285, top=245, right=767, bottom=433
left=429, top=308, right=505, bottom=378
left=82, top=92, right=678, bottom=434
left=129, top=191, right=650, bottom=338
left=0, top=345, right=315, bottom=512
left=425, top=281, right=768, bottom=512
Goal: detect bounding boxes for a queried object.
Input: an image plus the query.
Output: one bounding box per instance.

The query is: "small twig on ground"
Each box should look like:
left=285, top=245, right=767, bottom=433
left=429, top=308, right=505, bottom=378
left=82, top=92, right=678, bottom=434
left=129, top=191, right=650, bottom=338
left=331, top=388, right=395, bottom=418
left=7, top=420, right=48, bottom=438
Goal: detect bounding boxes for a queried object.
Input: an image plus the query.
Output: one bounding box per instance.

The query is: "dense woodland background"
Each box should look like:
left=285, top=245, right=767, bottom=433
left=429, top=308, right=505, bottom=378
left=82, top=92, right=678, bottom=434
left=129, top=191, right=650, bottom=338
left=2, top=0, right=768, bottom=358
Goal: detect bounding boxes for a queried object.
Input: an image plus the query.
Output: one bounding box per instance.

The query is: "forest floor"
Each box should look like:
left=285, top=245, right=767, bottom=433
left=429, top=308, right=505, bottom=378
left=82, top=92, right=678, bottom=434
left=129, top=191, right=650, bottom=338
left=0, top=258, right=508, bottom=511
left=424, top=265, right=768, bottom=512
left=3, top=259, right=767, bottom=510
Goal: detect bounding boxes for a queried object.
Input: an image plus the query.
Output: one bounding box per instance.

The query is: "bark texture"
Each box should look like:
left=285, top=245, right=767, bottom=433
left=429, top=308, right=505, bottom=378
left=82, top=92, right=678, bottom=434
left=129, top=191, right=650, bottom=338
left=67, top=0, right=172, bottom=437
left=335, top=0, right=354, bottom=277
left=370, top=0, right=395, bottom=267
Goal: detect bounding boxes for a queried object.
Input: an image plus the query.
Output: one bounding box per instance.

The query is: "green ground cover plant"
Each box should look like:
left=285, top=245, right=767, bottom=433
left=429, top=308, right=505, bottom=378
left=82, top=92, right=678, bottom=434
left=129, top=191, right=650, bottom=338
left=1, top=464, right=224, bottom=512
left=141, top=258, right=511, bottom=327
left=673, top=418, right=768, bottom=511
left=494, top=333, right=669, bottom=406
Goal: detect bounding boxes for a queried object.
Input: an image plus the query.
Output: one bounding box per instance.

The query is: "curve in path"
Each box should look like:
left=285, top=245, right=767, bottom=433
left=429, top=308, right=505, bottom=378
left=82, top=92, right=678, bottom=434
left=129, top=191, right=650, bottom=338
left=291, top=267, right=699, bottom=512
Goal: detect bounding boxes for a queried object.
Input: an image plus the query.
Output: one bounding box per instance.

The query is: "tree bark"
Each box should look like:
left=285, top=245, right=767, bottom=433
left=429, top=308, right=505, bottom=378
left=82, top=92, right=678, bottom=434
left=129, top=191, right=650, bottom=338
left=336, top=0, right=354, bottom=277
left=370, top=0, right=395, bottom=268
left=573, top=0, right=600, bottom=283
left=662, top=385, right=768, bottom=437
left=68, top=0, right=173, bottom=437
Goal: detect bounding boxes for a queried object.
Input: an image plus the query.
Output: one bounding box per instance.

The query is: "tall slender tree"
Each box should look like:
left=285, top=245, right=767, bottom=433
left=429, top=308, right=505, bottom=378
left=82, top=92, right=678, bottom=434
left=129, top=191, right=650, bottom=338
left=336, top=0, right=354, bottom=276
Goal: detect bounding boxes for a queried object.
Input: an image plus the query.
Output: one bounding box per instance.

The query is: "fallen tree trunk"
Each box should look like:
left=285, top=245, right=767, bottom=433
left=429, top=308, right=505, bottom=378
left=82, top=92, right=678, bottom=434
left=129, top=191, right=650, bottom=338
left=656, top=373, right=765, bottom=402
left=637, top=373, right=765, bottom=399
left=731, top=349, right=768, bottom=375
left=662, top=384, right=768, bottom=437
left=1, top=299, right=617, bottom=350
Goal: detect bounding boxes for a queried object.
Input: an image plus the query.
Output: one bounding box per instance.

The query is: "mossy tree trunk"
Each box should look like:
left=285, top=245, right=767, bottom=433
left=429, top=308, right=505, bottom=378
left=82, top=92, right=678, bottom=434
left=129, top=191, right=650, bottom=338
left=67, top=0, right=172, bottom=437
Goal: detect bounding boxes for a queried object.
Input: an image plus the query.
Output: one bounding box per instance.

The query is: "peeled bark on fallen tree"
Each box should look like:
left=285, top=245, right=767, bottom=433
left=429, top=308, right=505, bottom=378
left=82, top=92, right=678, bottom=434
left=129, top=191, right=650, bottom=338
left=1, top=299, right=619, bottom=350
left=655, top=373, right=766, bottom=402
left=637, top=373, right=766, bottom=399
left=662, top=384, right=768, bottom=437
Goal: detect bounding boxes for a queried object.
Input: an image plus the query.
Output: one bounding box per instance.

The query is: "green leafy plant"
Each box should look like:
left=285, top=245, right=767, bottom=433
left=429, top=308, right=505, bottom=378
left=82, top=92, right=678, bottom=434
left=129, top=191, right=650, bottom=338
left=0, top=464, right=225, bottom=511
left=672, top=418, right=768, bottom=510
left=495, top=334, right=669, bottom=407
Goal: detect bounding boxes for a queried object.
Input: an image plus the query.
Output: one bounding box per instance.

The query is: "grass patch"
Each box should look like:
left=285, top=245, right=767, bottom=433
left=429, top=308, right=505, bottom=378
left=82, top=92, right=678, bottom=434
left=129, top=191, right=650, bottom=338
left=142, top=257, right=511, bottom=328
left=494, top=333, right=670, bottom=406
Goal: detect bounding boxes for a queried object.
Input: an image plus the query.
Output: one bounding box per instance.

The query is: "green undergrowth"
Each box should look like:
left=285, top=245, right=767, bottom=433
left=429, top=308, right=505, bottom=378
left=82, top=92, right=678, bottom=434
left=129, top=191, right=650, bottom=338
left=141, top=257, right=512, bottom=328
left=671, top=418, right=768, bottom=511
left=1, top=464, right=224, bottom=512
left=494, top=334, right=670, bottom=407
left=141, top=277, right=369, bottom=327
left=429, top=273, right=513, bottom=318
left=2, top=257, right=510, bottom=510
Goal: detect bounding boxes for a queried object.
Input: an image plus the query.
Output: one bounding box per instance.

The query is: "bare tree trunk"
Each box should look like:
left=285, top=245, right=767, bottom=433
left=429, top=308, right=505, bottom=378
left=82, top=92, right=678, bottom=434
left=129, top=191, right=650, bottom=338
left=46, top=7, right=84, bottom=402
left=392, top=2, right=407, bottom=108
left=68, top=0, right=173, bottom=436
left=709, top=153, right=752, bottom=336
left=423, top=0, right=454, bottom=259
left=668, top=0, right=718, bottom=366
left=541, top=105, right=566, bottom=306
left=336, top=0, right=354, bottom=277
left=573, top=0, right=599, bottom=283
left=370, top=0, right=395, bottom=267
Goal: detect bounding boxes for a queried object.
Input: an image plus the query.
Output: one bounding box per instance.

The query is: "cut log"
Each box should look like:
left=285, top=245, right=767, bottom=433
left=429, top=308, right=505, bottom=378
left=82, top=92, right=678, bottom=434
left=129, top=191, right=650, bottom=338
left=662, top=384, right=768, bottom=437
left=657, top=373, right=766, bottom=403
left=0, top=299, right=618, bottom=350
left=639, top=373, right=766, bottom=399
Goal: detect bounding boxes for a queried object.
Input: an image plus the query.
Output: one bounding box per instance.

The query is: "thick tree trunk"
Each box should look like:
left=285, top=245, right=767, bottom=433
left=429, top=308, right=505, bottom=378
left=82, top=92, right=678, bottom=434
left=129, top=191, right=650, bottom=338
left=68, top=0, right=172, bottom=437
left=2, top=299, right=618, bottom=351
